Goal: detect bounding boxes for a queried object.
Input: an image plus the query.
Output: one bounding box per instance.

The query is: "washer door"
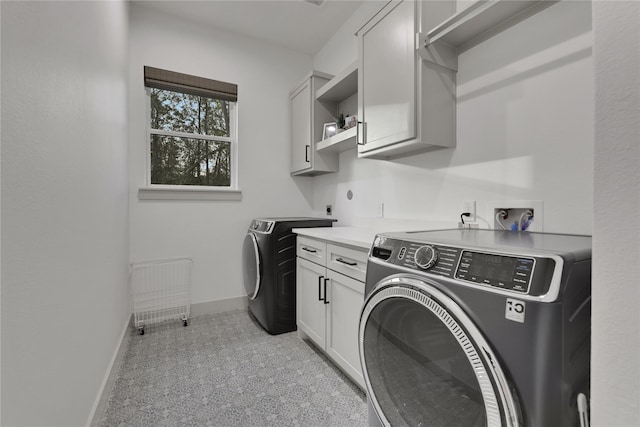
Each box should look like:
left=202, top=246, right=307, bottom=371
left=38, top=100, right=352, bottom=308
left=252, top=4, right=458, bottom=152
left=359, top=276, right=520, bottom=427
left=242, top=232, right=261, bottom=300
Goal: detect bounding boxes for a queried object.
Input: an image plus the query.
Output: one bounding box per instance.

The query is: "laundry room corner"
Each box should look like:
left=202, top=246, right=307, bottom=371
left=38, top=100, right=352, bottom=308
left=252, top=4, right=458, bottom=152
left=127, top=4, right=317, bottom=312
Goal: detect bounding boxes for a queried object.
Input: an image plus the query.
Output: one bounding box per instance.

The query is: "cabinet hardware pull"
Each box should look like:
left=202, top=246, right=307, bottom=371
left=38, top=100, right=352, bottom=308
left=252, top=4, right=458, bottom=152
left=357, top=121, right=366, bottom=146
left=305, top=145, right=310, bottom=162
left=318, top=276, right=324, bottom=301
left=302, top=247, right=317, bottom=253
left=335, top=257, right=357, bottom=266
left=323, top=278, right=330, bottom=304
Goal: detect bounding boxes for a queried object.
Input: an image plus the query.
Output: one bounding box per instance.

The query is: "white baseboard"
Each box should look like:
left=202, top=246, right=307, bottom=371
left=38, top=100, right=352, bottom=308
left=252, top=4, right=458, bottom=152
left=87, top=316, right=130, bottom=427
left=190, top=295, right=248, bottom=317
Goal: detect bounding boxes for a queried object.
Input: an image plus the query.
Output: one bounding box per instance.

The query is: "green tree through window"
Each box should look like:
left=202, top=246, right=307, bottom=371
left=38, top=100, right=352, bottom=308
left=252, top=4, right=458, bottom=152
left=149, top=88, right=234, bottom=186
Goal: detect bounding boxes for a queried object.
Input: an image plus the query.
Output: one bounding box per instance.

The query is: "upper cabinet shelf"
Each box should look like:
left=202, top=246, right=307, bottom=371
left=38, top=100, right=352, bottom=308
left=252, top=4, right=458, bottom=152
left=425, top=0, right=558, bottom=52
left=315, top=61, right=358, bottom=103
left=316, top=126, right=357, bottom=153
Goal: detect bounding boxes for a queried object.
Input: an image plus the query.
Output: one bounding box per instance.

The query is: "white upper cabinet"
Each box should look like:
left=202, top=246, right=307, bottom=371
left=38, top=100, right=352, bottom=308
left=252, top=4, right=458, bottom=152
left=291, top=1, right=556, bottom=165
left=290, top=71, right=338, bottom=176
left=357, top=0, right=456, bottom=159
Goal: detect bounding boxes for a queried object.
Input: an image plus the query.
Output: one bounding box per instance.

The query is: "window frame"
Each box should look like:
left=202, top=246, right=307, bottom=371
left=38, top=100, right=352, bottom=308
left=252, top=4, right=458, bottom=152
left=140, top=87, right=241, bottom=201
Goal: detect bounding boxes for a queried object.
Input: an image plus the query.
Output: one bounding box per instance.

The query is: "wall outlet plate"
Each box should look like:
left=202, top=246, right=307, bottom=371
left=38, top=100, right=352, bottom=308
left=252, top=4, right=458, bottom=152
left=326, top=205, right=332, bottom=216
left=462, top=200, right=476, bottom=222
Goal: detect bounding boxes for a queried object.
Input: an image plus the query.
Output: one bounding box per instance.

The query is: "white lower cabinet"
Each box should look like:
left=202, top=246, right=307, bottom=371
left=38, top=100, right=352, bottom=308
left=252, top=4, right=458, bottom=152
left=296, top=238, right=366, bottom=390
left=297, top=258, right=328, bottom=348
left=325, top=270, right=365, bottom=388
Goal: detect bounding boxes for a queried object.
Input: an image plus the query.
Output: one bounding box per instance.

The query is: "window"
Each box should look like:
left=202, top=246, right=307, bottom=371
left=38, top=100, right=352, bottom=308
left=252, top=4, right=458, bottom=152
left=143, top=66, right=239, bottom=196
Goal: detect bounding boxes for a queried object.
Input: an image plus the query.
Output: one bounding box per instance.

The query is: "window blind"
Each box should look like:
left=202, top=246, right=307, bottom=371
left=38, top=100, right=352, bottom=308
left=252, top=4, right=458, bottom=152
left=144, top=66, right=238, bottom=102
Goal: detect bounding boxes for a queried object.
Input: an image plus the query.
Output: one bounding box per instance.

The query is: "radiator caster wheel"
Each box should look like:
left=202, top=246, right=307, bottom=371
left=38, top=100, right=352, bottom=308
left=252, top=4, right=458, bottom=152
left=137, top=327, right=144, bottom=335
left=183, top=319, right=188, bottom=327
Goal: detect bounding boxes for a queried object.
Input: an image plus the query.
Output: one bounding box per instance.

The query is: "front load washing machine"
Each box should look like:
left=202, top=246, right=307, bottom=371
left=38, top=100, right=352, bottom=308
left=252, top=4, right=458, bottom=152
left=243, top=217, right=335, bottom=334
left=360, top=229, right=591, bottom=427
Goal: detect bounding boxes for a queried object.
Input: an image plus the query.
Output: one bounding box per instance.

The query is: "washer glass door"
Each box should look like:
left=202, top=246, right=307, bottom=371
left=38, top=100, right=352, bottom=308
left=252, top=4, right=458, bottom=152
left=242, top=232, right=261, bottom=300
left=360, top=278, right=517, bottom=427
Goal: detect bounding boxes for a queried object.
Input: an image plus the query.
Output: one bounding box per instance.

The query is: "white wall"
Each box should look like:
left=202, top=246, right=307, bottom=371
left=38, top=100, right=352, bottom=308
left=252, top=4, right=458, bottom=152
left=592, top=1, right=640, bottom=425
left=128, top=5, right=314, bottom=305
left=0, top=2, right=3, bottom=421
left=312, top=1, right=593, bottom=235
left=313, top=1, right=387, bottom=74
left=1, top=1, right=130, bottom=425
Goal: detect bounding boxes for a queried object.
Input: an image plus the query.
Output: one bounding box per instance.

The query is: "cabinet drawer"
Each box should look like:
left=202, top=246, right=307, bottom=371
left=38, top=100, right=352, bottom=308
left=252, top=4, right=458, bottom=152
left=326, top=243, right=367, bottom=282
left=297, top=236, right=326, bottom=266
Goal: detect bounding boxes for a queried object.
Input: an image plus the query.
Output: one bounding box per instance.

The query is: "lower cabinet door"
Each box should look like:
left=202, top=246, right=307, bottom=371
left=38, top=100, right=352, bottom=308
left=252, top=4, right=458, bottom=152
left=296, top=258, right=327, bottom=348
left=326, top=269, right=365, bottom=389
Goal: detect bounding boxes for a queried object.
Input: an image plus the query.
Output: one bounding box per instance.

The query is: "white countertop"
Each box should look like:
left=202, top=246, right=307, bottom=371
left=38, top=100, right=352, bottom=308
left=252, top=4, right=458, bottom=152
left=292, top=227, right=380, bottom=250
left=293, top=219, right=458, bottom=250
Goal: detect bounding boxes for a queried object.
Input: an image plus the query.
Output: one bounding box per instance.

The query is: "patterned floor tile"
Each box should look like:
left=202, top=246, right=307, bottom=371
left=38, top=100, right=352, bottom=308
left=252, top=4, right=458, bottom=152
left=99, top=309, right=367, bottom=426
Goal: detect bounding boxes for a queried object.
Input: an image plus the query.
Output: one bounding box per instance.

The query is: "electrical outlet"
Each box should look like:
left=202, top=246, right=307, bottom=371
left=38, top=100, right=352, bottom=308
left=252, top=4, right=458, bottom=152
left=462, top=200, right=476, bottom=222
left=326, top=205, right=332, bottom=216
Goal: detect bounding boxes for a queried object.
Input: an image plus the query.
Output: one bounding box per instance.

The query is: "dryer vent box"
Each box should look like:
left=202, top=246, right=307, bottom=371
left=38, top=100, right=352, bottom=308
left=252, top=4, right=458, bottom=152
left=487, top=201, right=543, bottom=232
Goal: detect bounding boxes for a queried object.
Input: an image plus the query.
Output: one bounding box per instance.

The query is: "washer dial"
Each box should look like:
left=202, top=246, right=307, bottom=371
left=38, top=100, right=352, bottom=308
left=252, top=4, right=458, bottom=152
left=414, top=245, right=438, bottom=270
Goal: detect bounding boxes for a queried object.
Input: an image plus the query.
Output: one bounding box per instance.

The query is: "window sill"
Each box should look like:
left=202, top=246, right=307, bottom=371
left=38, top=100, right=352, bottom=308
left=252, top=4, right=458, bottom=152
left=138, top=186, right=242, bottom=201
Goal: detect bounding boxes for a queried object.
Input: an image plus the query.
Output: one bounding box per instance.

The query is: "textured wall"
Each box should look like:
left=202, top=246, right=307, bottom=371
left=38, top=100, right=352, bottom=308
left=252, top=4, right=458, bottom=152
left=1, top=1, right=130, bottom=425
left=592, top=1, right=640, bottom=424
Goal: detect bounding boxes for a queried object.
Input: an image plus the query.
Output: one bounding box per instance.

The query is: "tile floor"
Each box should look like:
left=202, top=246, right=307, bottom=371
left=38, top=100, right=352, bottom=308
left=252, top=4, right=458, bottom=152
left=99, top=309, right=367, bottom=426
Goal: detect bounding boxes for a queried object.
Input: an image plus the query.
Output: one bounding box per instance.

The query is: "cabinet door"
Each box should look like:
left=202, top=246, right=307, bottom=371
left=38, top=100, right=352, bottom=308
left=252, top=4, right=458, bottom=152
left=296, top=258, right=327, bottom=348
left=358, top=0, right=416, bottom=153
left=326, top=270, right=365, bottom=389
left=290, top=80, right=312, bottom=173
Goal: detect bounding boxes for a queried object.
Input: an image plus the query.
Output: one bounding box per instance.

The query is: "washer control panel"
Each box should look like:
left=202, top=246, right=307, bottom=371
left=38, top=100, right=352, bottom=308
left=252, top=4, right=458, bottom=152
left=371, top=236, right=553, bottom=296
left=454, top=251, right=535, bottom=293
left=374, top=239, right=461, bottom=278
left=414, top=245, right=438, bottom=269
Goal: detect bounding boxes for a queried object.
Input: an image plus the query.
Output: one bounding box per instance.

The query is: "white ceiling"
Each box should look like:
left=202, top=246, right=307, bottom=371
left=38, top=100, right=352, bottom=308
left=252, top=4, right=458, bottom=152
left=133, top=0, right=366, bottom=55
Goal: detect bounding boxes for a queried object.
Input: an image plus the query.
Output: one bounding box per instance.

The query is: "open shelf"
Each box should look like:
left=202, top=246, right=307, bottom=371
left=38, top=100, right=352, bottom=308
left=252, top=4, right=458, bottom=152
left=425, top=0, right=558, bottom=52
left=316, top=61, right=358, bottom=103
left=316, top=126, right=357, bottom=153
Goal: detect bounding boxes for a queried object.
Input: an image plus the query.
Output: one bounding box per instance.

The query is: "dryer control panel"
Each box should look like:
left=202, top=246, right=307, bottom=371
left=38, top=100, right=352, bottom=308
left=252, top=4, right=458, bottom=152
left=249, top=220, right=275, bottom=234
left=371, top=236, right=555, bottom=297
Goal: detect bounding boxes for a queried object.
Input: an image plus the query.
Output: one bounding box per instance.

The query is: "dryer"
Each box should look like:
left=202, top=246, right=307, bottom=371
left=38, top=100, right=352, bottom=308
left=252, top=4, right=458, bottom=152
left=360, top=229, right=591, bottom=427
left=243, top=217, right=335, bottom=334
